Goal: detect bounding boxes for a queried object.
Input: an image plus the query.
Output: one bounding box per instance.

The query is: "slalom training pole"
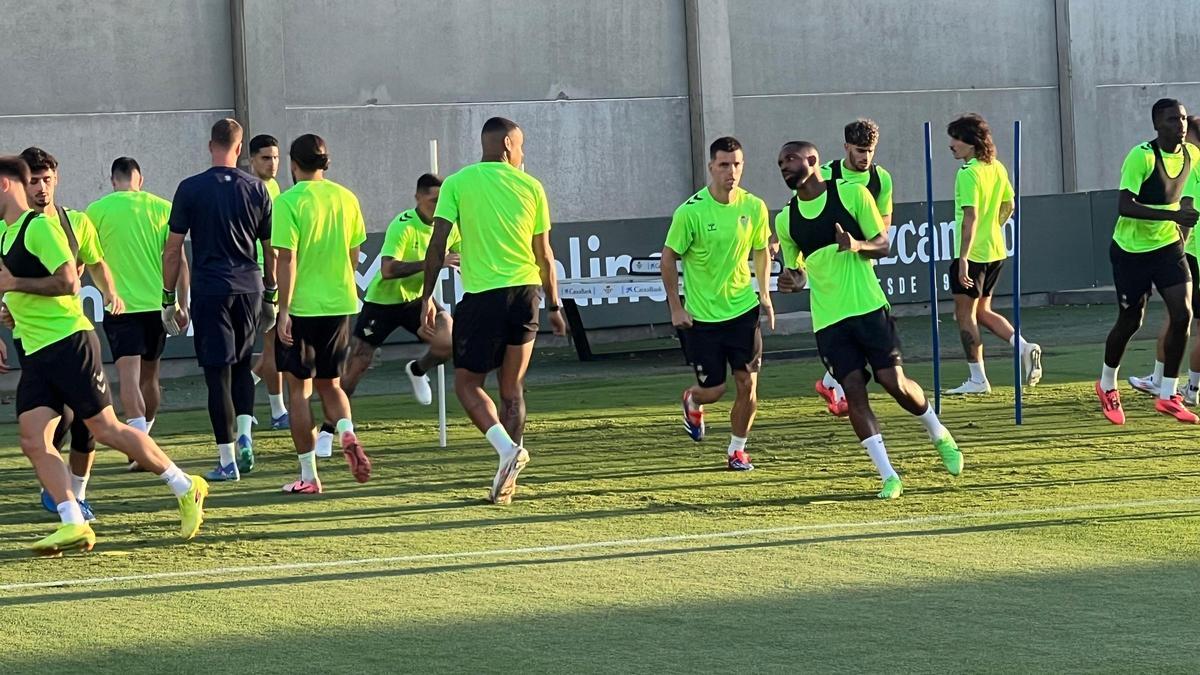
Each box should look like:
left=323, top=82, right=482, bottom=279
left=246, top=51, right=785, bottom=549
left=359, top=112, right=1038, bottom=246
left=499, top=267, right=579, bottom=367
left=1012, top=121, right=1024, bottom=425
left=430, top=139, right=448, bottom=447
left=924, top=122, right=942, bottom=414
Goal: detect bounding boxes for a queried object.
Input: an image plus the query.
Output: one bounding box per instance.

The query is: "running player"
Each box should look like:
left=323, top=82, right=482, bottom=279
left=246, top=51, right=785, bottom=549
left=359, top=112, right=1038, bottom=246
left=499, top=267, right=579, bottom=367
left=944, top=114, right=1043, bottom=395
left=247, top=134, right=290, bottom=430
left=813, top=119, right=895, bottom=417
left=419, top=117, right=567, bottom=505
left=663, top=136, right=773, bottom=471
left=273, top=134, right=370, bottom=493
left=774, top=141, right=962, bottom=499
left=1096, top=99, right=1200, bottom=424
left=343, top=173, right=460, bottom=400
left=0, top=155, right=206, bottom=554
left=164, top=118, right=276, bottom=480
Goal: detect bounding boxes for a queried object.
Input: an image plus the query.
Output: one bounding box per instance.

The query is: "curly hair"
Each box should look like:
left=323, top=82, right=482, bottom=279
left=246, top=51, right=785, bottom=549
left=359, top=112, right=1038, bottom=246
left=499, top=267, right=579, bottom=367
left=947, top=113, right=996, bottom=163
left=844, top=119, right=880, bottom=147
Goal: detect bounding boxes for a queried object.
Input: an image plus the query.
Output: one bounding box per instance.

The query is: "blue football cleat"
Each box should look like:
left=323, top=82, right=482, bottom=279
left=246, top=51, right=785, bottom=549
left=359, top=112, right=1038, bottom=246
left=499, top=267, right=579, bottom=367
left=681, top=390, right=705, bottom=442
left=205, top=462, right=240, bottom=482
left=270, top=412, right=290, bottom=430
left=39, top=489, right=98, bottom=522
left=40, top=488, right=55, bottom=513
left=727, top=449, right=754, bottom=471
left=236, top=435, right=255, bottom=474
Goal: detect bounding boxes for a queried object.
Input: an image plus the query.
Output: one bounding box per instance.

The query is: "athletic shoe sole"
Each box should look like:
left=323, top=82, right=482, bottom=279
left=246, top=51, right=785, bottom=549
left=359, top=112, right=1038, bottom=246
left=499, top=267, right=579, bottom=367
left=489, top=448, right=530, bottom=505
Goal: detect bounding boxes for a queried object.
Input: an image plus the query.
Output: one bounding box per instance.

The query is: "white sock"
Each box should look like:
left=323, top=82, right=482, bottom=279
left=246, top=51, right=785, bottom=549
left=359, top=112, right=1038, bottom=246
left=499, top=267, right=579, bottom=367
left=1009, top=333, right=1030, bottom=351
left=159, top=464, right=193, bottom=498
left=269, top=393, right=287, bottom=418
left=1189, top=370, right=1200, bottom=391
left=299, top=450, right=318, bottom=482
left=127, top=416, right=148, bottom=433
left=1160, top=377, right=1178, bottom=401
left=916, top=405, right=948, bottom=443
left=236, top=414, right=254, bottom=439
left=57, top=500, right=85, bottom=526
left=218, top=442, right=236, bottom=467
left=485, top=423, right=518, bottom=457
left=861, top=434, right=897, bottom=481
left=147, top=418, right=156, bottom=433
left=1100, top=364, right=1119, bottom=392
left=70, top=473, right=89, bottom=502
left=1153, top=360, right=1165, bottom=385
left=968, top=361, right=987, bottom=384
left=727, top=435, right=747, bottom=457
left=336, top=418, right=354, bottom=436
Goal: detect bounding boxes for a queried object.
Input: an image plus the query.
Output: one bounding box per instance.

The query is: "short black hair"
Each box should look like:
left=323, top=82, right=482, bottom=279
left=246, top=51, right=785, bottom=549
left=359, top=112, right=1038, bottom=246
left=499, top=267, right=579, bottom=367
left=290, top=133, right=330, bottom=172
left=111, top=156, right=141, bottom=181
left=0, top=155, right=31, bottom=184
left=1152, top=98, right=1184, bottom=122
left=416, top=173, right=442, bottom=193
left=781, top=140, right=818, bottom=155
left=844, top=119, right=880, bottom=147
left=19, top=147, right=57, bottom=173
left=249, top=134, right=279, bottom=155
left=211, top=118, right=243, bottom=148
left=709, top=136, right=743, bottom=160
left=482, top=117, right=520, bottom=138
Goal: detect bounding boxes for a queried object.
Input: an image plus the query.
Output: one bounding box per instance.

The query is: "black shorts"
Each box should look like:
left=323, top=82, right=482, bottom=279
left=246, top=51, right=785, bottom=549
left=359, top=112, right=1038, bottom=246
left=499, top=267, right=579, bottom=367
left=353, top=299, right=431, bottom=347
left=1110, top=240, right=1190, bottom=308
left=191, top=293, right=260, bottom=368
left=276, top=314, right=352, bottom=379
left=452, top=285, right=541, bottom=374
left=16, top=330, right=112, bottom=419
left=1187, top=253, right=1200, bottom=316
left=949, top=258, right=1004, bottom=298
left=815, top=307, right=903, bottom=383
left=679, top=305, right=763, bottom=388
left=103, top=310, right=166, bottom=361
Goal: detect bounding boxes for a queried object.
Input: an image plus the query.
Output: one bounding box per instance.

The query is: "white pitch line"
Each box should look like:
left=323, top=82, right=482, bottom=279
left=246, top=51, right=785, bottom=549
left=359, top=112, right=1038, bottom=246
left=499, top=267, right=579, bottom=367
left=2, top=496, right=1198, bottom=593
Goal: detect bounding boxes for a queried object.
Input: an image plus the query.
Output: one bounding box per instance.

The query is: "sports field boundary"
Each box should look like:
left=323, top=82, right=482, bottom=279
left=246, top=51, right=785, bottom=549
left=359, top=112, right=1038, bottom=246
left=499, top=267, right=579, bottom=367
left=3, top=496, right=1197, bottom=593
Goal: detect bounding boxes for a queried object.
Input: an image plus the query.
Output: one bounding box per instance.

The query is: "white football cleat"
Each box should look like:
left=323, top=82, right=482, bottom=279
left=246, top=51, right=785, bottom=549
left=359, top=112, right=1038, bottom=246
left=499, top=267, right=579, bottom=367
left=1127, top=374, right=1158, bottom=395
left=315, top=430, right=334, bottom=458
left=946, top=379, right=992, bottom=395
left=1022, top=343, right=1044, bottom=386
left=405, top=360, right=433, bottom=406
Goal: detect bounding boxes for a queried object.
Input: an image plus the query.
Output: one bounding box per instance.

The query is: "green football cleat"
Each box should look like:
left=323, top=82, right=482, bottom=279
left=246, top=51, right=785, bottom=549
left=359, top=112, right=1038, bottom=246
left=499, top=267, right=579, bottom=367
left=31, top=523, right=96, bottom=556
left=878, top=475, right=903, bottom=500
left=179, top=475, right=209, bottom=541
left=236, top=434, right=255, bottom=474
left=934, top=433, right=964, bottom=476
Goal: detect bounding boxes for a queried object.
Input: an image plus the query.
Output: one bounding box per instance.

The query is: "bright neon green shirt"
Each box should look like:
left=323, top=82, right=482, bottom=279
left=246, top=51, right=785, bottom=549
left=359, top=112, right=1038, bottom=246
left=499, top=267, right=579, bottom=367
left=257, top=177, right=281, bottom=268
left=272, top=180, right=367, bottom=317
left=1114, top=142, right=1200, bottom=254
left=364, top=209, right=461, bottom=305
left=433, top=162, right=550, bottom=294
left=86, top=191, right=171, bottom=313
left=1185, top=162, right=1200, bottom=257
left=776, top=181, right=889, bottom=332
left=820, top=160, right=894, bottom=216
left=954, top=158, right=1014, bottom=263
left=2, top=211, right=95, bottom=354
left=664, top=186, right=770, bottom=323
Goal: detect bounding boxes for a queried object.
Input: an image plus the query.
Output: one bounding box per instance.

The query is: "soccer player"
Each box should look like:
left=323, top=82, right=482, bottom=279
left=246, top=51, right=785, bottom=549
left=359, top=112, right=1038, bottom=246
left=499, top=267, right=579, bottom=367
left=812, top=119, right=896, bottom=417
left=18, top=147, right=122, bottom=518
left=0, top=155, right=206, bottom=554
left=247, top=134, right=290, bottom=430
left=944, top=114, right=1043, bottom=395
left=419, top=117, right=567, bottom=505
left=164, top=118, right=276, bottom=480
left=273, top=134, right=370, bottom=494
left=87, top=157, right=187, bottom=444
left=342, top=173, right=460, bottom=400
left=662, top=136, right=773, bottom=471
left=774, top=141, right=962, bottom=499
left=1096, top=99, right=1200, bottom=424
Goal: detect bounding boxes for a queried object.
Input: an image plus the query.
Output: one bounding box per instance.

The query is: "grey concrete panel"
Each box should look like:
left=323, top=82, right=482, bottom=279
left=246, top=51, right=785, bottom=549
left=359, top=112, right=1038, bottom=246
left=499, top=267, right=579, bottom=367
left=733, top=89, right=1064, bottom=210
left=0, top=111, right=236, bottom=208
left=728, top=0, right=1058, bottom=96
left=0, top=0, right=232, bottom=114
left=285, top=97, right=693, bottom=228
left=282, top=0, right=688, bottom=106
left=1072, top=1, right=1200, bottom=85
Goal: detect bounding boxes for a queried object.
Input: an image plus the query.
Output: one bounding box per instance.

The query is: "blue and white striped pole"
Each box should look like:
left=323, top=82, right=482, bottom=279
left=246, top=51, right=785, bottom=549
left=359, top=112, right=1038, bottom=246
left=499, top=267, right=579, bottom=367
left=924, top=122, right=942, bottom=414
left=1012, top=120, right=1024, bottom=424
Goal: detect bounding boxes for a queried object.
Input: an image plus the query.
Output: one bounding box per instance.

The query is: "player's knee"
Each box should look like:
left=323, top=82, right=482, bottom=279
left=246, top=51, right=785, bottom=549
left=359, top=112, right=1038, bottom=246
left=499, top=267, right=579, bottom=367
left=499, top=381, right=525, bottom=403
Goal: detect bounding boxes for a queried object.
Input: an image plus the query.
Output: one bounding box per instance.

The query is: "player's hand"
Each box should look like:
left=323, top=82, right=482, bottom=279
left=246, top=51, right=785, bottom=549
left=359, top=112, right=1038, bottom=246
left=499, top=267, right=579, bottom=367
left=777, top=269, right=803, bottom=293
left=422, top=296, right=438, bottom=332
left=1175, top=208, right=1200, bottom=228
left=0, top=265, right=15, bottom=294
left=957, top=258, right=975, bottom=290
left=760, top=299, right=776, bottom=332
left=260, top=287, right=279, bottom=334
left=834, top=223, right=860, bottom=253
left=175, top=306, right=190, bottom=333
left=276, top=310, right=293, bottom=347
left=0, top=339, right=9, bottom=374
left=105, top=293, right=125, bottom=316
left=549, top=308, right=568, bottom=337
left=670, top=307, right=694, bottom=330
left=0, top=304, right=13, bottom=330
left=444, top=253, right=461, bottom=269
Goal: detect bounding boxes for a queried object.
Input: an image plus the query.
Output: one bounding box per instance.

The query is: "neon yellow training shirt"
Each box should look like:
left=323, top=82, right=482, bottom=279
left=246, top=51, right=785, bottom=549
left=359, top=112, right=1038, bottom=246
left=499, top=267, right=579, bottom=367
left=953, top=158, right=1014, bottom=263
left=775, top=181, right=889, bottom=332
left=272, top=179, right=367, bottom=317
left=257, top=176, right=281, bottom=269
left=86, top=191, right=172, bottom=313
left=1, top=211, right=95, bottom=354
left=820, top=159, right=894, bottom=216
left=364, top=209, right=461, bottom=305
left=1113, top=142, right=1200, bottom=253
left=432, top=162, right=550, bottom=294
left=664, top=186, right=770, bottom=323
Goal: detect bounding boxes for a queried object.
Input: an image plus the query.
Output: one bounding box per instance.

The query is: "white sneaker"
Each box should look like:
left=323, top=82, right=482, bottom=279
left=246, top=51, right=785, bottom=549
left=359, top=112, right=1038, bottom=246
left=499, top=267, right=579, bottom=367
left=1185, top=384, right=1199, bottom=407
left=406, top=360, right=433, bottom=406
left=946, top=379, right=992, bottom=395
left=489, top=447, right=530, bottom=505
left=1022, top=343, right=1044, bottom=386
left=315, top=430, right=334, bottom=458
left=1127, top=374, right=1159, bottom=395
